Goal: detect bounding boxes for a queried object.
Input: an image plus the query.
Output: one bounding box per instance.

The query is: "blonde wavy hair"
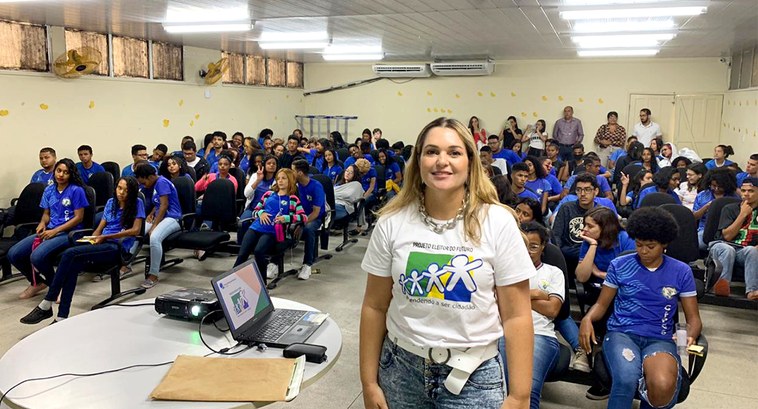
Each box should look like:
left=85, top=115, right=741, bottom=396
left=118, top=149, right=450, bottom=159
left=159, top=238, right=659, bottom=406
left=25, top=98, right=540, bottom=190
left=271, top=168, right=298, bottom=196
left=379, top=117, right=517, bottom=245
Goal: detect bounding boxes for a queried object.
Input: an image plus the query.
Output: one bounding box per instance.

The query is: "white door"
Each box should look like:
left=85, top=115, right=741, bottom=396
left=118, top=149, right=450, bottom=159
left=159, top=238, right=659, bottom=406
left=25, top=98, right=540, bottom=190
left=673, top=94, right=724, bottom=158
left=628, top=93, right=676, bottom=140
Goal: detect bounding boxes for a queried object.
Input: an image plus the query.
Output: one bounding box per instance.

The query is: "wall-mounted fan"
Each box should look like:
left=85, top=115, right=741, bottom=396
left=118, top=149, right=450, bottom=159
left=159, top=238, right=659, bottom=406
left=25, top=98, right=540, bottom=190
left=53, top=47, right=102, bottom=78
left=199, top=57, right=228, bottom=85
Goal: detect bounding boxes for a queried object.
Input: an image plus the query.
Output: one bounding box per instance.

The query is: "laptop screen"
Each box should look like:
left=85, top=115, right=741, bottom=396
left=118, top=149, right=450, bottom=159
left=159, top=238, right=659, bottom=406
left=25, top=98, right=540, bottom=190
left=211, top=259, right=274, bottom=336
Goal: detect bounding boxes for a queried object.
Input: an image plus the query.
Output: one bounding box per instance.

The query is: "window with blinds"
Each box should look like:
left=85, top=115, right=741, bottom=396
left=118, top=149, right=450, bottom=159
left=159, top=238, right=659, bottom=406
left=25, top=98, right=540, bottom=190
left=221, top=52, right=245, bottom=84
left=286, top=61, right=303, bottom=88
left=152, top=42, right=183, bottom=81
left=0, top=20, right=48, bottom=72
left=64, top=29, right=109, bottom=75
left=112, top=36, right=148, bottom=78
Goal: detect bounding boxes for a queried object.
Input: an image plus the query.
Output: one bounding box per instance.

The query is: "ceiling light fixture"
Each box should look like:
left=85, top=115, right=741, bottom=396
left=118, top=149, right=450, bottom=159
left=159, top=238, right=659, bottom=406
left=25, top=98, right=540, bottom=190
left=163, top=22, right=253, bottom=33
left=258, top=41, right=330, bottom=50
left=572, top=33, right=676, bottom=48
left=560, top=6, right=707, bottom=20
left=578, top=49, right=660, bottom=57
left=322, top=53, right=385, bottom=61
left=258, top=31, right=328, bottom=42
left=572, top=19, right=676, bottom=33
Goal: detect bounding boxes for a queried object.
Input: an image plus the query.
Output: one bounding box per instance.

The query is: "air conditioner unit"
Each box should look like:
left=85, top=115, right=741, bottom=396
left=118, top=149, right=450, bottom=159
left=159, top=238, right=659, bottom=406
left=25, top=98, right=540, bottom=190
left=372, top=64, right=431, bottom=78
left=430, top=61, right=494, bottom=76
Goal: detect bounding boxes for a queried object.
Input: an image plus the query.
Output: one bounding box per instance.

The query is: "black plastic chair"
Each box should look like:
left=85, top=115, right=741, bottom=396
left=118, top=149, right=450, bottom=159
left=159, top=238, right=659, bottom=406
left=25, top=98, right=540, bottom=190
left=701, top=197, right=742, bottom=246
left=101, top=161, right=121, bottom=182
left=87, top=172, right=114, bottom=213
left=333, top=196, right=365, bottom=252
left=0, top=183, right=46, bottom=282
left=337, top=148, right=349, bottom=162
left=228, top=167, right=247, bottom=215
left=639, top=192, right=677, bottom=207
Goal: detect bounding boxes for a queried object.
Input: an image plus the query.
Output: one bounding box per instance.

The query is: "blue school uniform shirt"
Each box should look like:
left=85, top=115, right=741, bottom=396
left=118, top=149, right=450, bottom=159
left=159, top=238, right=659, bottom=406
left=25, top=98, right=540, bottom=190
left=121, top=164, right=136, bottom=178
left=525, top=179, right=550, bottom=196
left=604, top=254, right=697, bottom=340
left=206, top=149, right=221, bottom=166
left=324, top=164, right=343, bottom=182
left=251, top=193, right=292, bottom=234
left=31, top=169, right=54, bottom=186
left=493, top=149, right=522, bottom=165
left=148, top=160, right=161, bottom=169
left=554, top=196, right=618, bottom=216
left=579, top=231, right=635, bottom=281
left=545, top=174, right=563, bottom=196
left=635, top=185, right=681, bottom=208
left=565, top=174, right=612, bottom=195
left=737, top=172, right=753, bottom=186
left=384, top=162, right=401, bottom=181
left=250, top=177, right=275, bottom=211
left=517, top=188, right=541, bottom=201
left=344, top=154, right=375, bottom=168
left=40, top=184, right=88, bottom=229
left=239, top=155, right=251, bottom=174
left=76, top=162, right=105, bottom=184
left=692, top=190, right=739, bottom=231
left=360, top=167, right=378, bottom=192
left=610, top=149, right=626, bottom=163
left=151, top=176, right=182, bottom=220
left=101, top=198, right=146, bottom=252
left=704, top=159, right=733, bottom=170
left=297, top=178, right=326, bottom=218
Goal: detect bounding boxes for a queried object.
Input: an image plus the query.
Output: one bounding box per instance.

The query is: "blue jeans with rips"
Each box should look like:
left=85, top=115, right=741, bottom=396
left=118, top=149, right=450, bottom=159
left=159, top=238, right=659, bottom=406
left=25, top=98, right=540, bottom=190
left=378, top=337, right=505, bottom=409
left=603, top=331, right=681, bottom=409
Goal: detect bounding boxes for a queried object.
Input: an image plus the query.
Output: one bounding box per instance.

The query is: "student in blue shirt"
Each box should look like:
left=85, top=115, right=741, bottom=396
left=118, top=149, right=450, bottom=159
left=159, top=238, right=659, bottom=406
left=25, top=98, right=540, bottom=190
left=577, top=206, right=636, bottom=291
left=158, top=155, right=194, bottom=182
left=9, top=158, right=89, bottom=300
left=205, top=132, right=227, bottom=167
left=511, top=163, right=545, bottom=216
left=563, top=157, right=613, bottom=201
left=343, top=144, right=362, bottom=167
left=540, top=157, right=563, bottom=209
left=75, top=145, right=106, bottom=184
left=704, top=144, right=735, bottom=170
left=292, top=159, right=326, bottom=281
left=134, top=163, right=182, bottom=289
left=736, top=153, right=758, bottom=186
left=377, top=149, right=402, bottom=184
left=20, top=177, right=145, bottom=324
left=31, top=147, right=57, bottom=186
left=488, top=134, right=522, bottom=165
left=238, top=137, right=258, bottom=175
left=580, top=207, right=702, bottom=409
left=322, top=149, right=343, bottom=183
left=635, top=167, right=682, bottom=208
left=148, top=144, right=168, bottom=169
left=197, top=133, right=214, bottom=159
left=523, top=156, right=551, bottom=214
left=257, top=128, right=273, bottom=148
left=121, top=144, right=148, bottom=177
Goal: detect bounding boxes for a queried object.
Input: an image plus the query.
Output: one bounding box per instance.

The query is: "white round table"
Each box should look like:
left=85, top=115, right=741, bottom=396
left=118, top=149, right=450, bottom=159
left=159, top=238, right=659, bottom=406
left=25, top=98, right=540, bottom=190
left=0, top=297, right=342, bottom=409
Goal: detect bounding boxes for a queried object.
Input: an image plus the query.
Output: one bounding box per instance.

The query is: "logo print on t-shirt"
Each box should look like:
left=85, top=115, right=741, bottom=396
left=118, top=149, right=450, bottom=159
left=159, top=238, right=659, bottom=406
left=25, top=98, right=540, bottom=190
left=568, top=216, right=584, bottom=243
left=61, top=198, right=71, bottom=207
left=399, top=252, right=483, bottom=303
left=661, top=287, right=678, bottom=299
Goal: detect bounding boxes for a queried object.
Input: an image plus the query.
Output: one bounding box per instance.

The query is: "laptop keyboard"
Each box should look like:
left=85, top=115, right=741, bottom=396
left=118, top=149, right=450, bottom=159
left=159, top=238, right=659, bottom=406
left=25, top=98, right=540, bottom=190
left=250, top=309, right=306, bottom=342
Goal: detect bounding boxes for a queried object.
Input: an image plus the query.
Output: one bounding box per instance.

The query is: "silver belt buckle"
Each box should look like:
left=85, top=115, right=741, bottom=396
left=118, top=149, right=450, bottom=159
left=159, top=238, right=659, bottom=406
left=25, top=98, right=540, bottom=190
left=428, top=347, right=451, bottom=365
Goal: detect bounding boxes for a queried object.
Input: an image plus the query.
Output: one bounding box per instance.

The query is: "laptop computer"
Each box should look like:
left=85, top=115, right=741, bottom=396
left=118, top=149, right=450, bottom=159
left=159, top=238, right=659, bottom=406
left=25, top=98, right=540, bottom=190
left=211, top=259, right=328, bottom=348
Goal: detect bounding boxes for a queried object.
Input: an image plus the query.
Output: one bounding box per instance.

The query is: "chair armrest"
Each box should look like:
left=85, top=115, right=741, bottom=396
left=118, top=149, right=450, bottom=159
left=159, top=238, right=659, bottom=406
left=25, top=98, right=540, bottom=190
left=120, top=235, right=145, bottom=264
left=10, top=198, right=19, bottom=207
left=67, top=228, right=95, bottom=244
left=178, top=212, right=197, bottom=230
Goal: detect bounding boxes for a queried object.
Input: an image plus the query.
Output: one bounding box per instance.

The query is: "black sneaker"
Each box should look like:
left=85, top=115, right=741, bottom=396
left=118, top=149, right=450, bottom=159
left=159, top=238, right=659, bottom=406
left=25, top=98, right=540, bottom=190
left=20, top=306, right=53, bottom=325
left=585, top=384, right=610, bottom=400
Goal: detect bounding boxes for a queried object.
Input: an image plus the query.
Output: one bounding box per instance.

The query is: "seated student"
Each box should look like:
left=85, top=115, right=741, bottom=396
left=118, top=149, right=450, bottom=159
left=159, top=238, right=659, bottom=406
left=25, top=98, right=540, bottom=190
left=510, top=140, right=527, bottom=161
left=488, top=134, right=522, bottom=165
left=391, top=141, right=405, bottom=159
left=205, top=132, right=227, bottom=167
left=279, top=135, right=305, bottom=169
left=635, top=166, right=682, bottom=207
left=181, top=140, right=210, bottom=180
left=641, top=147, right=660, bottom=174
left=704, top=144, right=735, bottom=170
left=334, top=165, right=366, bottom=225
left=148, top=144, right=168, bottom=169
left=502, top=221, right=564, bottom=409
left=20, top=177, right=145, bottom=324
left=693, top=168, right=739, bottom=249
left=158, top=155, right=193, bottom=181
left=540, top=157, right=563, bottom=208
left=511, top=163, right=543, bottom=203
left=565, top=144, right=585, bottom=176
left=291, top=159, right=326, bottom=280
left=122, top=144, right=148, bottom=177
left=257, top=128, right=273, bottom=147
left=657, top=142, right=675, bottom=168
left=196, top=155, right=238, bottom=193
left=523, top=156, right=551, bottom=215
left=172, top=135, right=194, bottom=156
left=239, top=154, right=278, bottom=244
left=612, top=141, right=644, bottom=188
left=491, top=174, right=519, bottom=207
left=377, top=149, right=402, bottom=197
left=272, top=142, right=285, bottom=159
left=514, top=197, right=543, bottom=226
left=234, top=168, right=306, bottom=280
left=343, top=143, right=361, bottom=168
left=675, top=162, right=706, bottom=210
left=208, top=149, right=238, bottom=173
left=197, top=133, right=213, bottom=159
left=230, top=131, right=245, bottom=159
left=237, top=137, right=256, bottom=174
left=134, top=163, right=182, bottom=289
left=75, top=145, right=105, bottom=184
left=709, top=177, right=758, bottom=300
left=31, top=147, right=57, bottom=186
left=580, top=207, right=702, bottom=409
left=262, top=136, right=274, bottom=156
left=480, top=145, right=508, bottom=175
left=671, top=156, right=692, bottom=170
left=546, top=141, right=568, bottom=181
left=563, top=156, right=613, bottom=201
left=608, top=136, right=638, bottom=171
left=619, top=168, right=654, bottom=212
left=9, top=158, right=88, bottom=299
left=551, top=180, right=618, bottom=225
left=322, top=148, right=343, bottom=183
left=359, top=128, right=375, bottom=150
left=355, top=157, right=377, bottom=200
left=298, top=138, right=331, bottom=170
left=552, top=173, right=605, bottom=271
left=736, top=153, right=758, bottom=186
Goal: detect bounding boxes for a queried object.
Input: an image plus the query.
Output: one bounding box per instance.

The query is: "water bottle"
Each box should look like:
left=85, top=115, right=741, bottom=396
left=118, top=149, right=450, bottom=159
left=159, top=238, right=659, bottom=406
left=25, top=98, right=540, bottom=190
left=675, top=323, right=688, bottom=356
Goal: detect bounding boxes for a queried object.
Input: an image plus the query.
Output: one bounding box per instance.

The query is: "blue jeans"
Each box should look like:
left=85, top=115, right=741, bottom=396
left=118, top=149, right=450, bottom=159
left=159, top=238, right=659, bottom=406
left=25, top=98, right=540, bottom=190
left=46, top=242, right=121, bottom=318
left=501, top=335, right=560, bottom=409
left=301, top=219, right=322, bottom=266
left=603, top=331, right=681, bottom=409
left=710, top=242, right=758, bottom=293
left=378, top=337, right=505, bottom=409
left=234, top=229, right=278, bottom=274
left=8, top=233, right=71, bottom=285
left=697, top=230, right=707, bottom=251
left=146, top=218, right=181, bottom=276
left=555, top=317, right=580, bottom=350
left=334, top=204, right=348, bottom=222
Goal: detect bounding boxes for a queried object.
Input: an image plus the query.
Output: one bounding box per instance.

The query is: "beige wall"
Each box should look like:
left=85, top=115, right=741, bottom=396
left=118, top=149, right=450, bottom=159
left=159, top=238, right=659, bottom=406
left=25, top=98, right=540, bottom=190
left=304, top=58, right=727, bottom=147
left=0, top=45, right=304, bottom=204
left=720, top=88, right=758, bottom=167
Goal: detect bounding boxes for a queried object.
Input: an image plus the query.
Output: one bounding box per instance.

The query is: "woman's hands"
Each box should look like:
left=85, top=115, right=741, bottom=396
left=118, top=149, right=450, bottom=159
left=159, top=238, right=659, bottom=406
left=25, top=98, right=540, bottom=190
left=38, top=227, right=59, bottom=240
left=579, top=233, right=598, bottom=246
left=258, top=212, right=272, bottom=225
left=620, top=171, right=629, bottom=186
left=274, top=215, right=287, bottom=224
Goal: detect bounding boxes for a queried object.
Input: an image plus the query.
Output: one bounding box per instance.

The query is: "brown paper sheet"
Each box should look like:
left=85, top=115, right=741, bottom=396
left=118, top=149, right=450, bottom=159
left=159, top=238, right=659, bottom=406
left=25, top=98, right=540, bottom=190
left=150, top=355, right=296, bottom=402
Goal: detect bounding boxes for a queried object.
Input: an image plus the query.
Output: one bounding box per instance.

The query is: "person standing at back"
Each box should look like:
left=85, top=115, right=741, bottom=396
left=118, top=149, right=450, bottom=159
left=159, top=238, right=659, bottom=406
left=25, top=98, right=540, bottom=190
left=632, top=108, right=662, bottom=148
left=552, top=106, right=584, bottom=162
left=594, top=111, right=626, bottom=168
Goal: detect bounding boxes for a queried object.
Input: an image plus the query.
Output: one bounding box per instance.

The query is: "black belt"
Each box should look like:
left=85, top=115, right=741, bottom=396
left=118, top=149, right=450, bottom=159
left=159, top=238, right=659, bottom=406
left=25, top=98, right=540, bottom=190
left=557, top=142, right=575, bottom=147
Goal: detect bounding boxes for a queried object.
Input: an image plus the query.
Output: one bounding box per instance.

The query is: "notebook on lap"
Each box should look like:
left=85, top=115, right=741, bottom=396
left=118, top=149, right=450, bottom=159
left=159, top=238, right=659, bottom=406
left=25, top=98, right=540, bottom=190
left=211, top=259, right=328, bottom=348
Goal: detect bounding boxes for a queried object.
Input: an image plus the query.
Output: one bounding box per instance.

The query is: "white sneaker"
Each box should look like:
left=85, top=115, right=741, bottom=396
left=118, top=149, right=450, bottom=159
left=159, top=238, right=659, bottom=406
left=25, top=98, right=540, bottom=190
left=297, top=264, right=311, bottom=280
left=266, top=263, right=278, bottom=279
left=573, top=349, right=591, bottom=373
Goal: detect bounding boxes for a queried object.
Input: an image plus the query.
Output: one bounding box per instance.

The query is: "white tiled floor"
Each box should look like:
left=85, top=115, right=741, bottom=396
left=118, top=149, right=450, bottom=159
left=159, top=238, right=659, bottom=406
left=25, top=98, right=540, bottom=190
left=1, top=236, right=756, bottom=409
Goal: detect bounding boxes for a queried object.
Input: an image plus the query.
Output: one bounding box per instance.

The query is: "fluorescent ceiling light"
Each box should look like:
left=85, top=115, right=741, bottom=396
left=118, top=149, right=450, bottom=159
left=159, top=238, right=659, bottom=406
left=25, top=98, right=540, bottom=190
left=572, top=33, right=675, bottom=47
left=563, top=0, right=667, bottom=5
left=258, top=41, right=329, bottom=50
left=572, top=19, right=676, bottom=33
left=560, top=6, right=707, bottom=20
left=258, top=31, right=328, bottom=42
left=163, top=22, right=252, bottom=33
left=578, top=49, right=660, bottom=57
left=164, top=5, right=250, bottom=23
left=322, top=53, right=385, bottom=61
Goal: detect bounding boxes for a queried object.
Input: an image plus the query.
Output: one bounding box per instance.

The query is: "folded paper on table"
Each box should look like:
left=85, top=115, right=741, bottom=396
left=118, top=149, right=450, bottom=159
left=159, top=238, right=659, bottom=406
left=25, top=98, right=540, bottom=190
left=150, top=355, right=305, bottom=402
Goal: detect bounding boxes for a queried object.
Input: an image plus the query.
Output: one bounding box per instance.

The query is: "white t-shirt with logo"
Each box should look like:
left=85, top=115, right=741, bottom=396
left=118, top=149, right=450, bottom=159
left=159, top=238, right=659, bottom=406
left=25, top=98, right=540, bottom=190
left=632, top=122, right=662, bottom=147
left=361, top=203, right=536, bottom=348
left=531, top=263, right=564, bottom=339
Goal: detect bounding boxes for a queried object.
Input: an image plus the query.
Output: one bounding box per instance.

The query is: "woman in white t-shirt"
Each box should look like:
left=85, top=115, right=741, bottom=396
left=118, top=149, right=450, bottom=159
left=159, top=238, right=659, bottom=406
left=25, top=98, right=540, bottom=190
left=525, top=119, right=548, bottom=157
left=360, top=117, right=536, bottom=409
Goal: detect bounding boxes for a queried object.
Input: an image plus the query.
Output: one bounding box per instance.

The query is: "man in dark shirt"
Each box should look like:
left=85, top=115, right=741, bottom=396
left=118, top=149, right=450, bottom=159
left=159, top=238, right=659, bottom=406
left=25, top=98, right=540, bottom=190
left=552, top=173, right=601, bottom=273
left=710, top=177, right=758, bottom=300
left=182, top=141, right=209, bottom=180
left=279, top=135, right=304, bottom=169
